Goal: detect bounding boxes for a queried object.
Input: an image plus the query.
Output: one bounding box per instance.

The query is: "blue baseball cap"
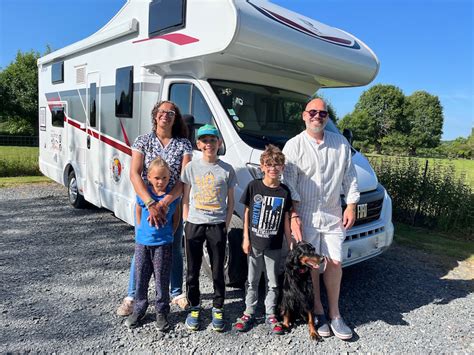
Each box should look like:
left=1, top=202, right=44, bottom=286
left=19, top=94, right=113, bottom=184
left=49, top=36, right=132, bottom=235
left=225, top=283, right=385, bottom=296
left=197, top=124, right=219, bottom=139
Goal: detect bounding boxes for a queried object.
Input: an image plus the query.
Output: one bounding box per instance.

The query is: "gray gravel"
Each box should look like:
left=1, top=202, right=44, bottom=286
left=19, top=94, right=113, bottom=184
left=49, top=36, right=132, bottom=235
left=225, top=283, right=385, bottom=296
left=1, top=183, right=473, bottom=353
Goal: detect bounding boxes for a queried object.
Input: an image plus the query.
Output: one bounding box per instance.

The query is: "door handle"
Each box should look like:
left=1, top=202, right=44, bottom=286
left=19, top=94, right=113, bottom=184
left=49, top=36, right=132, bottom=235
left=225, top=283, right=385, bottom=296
left=87, top=135, right=91, bottom=149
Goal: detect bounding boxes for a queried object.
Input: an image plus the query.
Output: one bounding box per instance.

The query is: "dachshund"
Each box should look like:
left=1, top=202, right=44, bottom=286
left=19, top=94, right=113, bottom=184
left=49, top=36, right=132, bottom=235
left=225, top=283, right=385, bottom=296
left=279, top=242, right=325, bottom=340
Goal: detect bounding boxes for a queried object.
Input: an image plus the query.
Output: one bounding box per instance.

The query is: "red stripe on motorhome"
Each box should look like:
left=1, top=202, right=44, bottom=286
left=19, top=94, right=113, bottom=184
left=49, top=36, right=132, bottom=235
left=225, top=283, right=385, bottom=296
left=133, top=33, right=199, bottom=45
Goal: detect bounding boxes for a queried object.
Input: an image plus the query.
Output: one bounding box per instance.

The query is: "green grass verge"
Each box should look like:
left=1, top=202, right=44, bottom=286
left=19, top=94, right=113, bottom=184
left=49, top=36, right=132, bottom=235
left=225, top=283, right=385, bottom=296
left=394, top=222, right=474, bottom=263
left=0, top=146, right=41, bottom=177
left=0, top=175, right=54, bottom=188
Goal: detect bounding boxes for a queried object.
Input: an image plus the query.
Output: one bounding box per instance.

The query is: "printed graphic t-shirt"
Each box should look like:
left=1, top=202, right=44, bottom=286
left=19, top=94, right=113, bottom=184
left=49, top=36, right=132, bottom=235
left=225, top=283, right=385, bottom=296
left=240, top=179, right=292, bottom=251
left=181, top=159, right=237, bottom=224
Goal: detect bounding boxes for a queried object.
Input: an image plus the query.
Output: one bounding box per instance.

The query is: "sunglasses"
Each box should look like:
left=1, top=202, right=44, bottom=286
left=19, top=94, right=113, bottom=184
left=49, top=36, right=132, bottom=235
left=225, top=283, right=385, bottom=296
left=157, top=109, right=176, bottom=118
left=305, top=109, right=328, bottom=118
left=200, top=137, right=218, bottom=144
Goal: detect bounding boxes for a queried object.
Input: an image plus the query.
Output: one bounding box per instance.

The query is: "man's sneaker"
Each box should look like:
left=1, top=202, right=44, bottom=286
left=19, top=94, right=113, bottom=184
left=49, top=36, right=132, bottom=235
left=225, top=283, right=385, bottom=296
left=266, top=315, right=284, bottom=335
left=155, top=313, right=170, bottom=332
left=315, top=313, right=331, bottom=337
left=124, top=312, right=145, bottom=329
left=171, top=293, right=189, bottom=310
left=116, top=297, right=134, bottom=316
left=185, top=306, right=200, bottom=331
left=234, top=313, right=253, bottom=332
left=330, top=317, right=353, bottom=340
left=211, top=307, right=225, bottom=332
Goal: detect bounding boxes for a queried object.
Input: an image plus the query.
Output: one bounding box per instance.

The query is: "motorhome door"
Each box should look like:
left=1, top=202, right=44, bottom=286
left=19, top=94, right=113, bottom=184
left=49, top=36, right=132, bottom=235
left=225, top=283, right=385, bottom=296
left=85, top=71, right=102, bottom=206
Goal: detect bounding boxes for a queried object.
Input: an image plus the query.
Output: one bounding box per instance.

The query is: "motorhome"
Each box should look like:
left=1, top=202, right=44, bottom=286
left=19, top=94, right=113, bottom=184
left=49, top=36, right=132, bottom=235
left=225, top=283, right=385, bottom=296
left=38, top=0, right=394, bottom=286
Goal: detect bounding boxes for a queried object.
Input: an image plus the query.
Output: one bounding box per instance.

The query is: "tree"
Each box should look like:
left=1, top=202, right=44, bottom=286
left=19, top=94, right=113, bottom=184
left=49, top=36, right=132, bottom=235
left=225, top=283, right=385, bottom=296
left=404, top=91, right=444, bottom=155
left=354, top=84, right=407, bottom=153
left=338, top=110, right=375, bottom=151
left=0, top=50, right=41, bottom=135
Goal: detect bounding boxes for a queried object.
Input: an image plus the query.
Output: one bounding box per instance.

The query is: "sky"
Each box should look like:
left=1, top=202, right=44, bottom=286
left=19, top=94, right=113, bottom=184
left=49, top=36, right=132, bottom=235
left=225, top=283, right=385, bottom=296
left=0, top=0, right=472, bottom=140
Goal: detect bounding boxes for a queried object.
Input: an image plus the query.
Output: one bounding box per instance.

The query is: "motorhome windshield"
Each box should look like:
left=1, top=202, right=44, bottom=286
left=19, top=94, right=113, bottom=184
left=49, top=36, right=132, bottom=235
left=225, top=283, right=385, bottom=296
left=210, top=80, right=340, bottom=150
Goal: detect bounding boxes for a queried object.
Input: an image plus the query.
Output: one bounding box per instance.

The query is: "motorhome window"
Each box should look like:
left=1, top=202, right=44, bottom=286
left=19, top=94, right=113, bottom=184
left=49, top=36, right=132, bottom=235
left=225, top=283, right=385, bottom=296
left=89, top=83, right=97, bottom=127
left=51, top=107, right=65, bottom=127
left=170, top=83, right=213, bottom=126
left=191, top=88, right=213, bottom=126
left=148, top=0, right=186, bottom=37
left=210, top=80, right=341, bottom=150
left=115, top=66, right=133, bottom=118
left=52, top=62, right=64, bottom=84
left=170, top=83, right=192, bottom=113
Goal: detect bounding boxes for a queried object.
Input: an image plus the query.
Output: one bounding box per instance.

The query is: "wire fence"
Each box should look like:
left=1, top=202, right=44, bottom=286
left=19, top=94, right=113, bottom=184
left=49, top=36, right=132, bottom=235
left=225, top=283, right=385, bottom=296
left=0, top=135, right=38, bottom=147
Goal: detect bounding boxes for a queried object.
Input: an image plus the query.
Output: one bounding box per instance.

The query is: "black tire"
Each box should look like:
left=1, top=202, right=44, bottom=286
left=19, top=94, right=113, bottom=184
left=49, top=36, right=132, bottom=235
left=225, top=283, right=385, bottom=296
left=67, top=170, right=86, bottom=209
left=202, top=215, right=247, bottom=288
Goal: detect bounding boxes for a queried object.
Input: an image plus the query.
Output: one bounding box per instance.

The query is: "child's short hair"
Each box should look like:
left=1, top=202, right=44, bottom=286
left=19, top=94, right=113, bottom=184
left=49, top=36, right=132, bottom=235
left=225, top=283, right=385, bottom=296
left=260, top=144, right=285, bottom=166
left=148, top=156, right=170, bottom=173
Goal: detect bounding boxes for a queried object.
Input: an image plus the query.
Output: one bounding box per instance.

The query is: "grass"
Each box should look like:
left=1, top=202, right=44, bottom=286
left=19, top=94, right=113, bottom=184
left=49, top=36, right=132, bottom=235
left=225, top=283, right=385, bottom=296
left=0, top=175, right=53, bottom=188
left=0, top=146, right=41, bottom=177
left=394, top=222, right=474, bottom=264
left=367, top=154, right=474, bottom=188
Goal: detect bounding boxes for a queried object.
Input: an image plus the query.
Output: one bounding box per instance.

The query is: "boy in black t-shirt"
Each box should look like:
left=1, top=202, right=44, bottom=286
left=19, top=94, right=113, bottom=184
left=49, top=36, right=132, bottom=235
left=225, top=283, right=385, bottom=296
left=234, top=144, right=301, bottom=334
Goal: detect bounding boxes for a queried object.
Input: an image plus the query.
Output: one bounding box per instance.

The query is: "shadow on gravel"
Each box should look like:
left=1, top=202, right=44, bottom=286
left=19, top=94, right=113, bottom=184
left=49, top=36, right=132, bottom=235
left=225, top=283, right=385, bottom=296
left=1, top=188, right=472, bottom=351
left=337, top=244, right=473, bottom=328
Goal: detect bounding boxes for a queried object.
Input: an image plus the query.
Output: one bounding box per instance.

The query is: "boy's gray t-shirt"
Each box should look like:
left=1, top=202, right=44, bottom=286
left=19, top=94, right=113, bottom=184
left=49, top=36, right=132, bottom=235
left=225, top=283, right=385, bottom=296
left=181, top=159, right=237, bottom=224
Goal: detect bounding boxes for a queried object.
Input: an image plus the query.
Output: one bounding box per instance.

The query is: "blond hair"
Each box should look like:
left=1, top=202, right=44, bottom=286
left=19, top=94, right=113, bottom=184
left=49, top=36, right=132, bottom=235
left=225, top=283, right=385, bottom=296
left=148, top=156, right=170, bottom=174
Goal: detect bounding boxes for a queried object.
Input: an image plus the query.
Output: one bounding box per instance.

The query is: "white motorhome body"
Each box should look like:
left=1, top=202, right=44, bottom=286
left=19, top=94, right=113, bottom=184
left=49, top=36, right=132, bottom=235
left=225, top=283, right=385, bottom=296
left=38, top=0, right=393, bottom=282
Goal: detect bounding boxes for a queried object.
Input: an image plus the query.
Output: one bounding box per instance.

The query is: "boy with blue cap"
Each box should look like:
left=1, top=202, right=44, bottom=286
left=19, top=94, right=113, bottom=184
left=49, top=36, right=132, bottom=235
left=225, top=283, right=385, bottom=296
left=181, top=124, right=237, bottom=332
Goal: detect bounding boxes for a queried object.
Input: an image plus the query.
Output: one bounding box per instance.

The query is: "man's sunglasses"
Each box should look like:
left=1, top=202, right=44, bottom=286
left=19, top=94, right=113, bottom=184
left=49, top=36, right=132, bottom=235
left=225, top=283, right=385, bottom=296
left=305, top=109, right=328, bottom=118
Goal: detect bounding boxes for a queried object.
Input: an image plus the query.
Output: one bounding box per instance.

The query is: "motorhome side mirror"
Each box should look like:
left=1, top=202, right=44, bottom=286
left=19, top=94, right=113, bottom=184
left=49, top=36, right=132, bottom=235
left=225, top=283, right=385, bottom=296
left=343, top=128, right=354, bottom=145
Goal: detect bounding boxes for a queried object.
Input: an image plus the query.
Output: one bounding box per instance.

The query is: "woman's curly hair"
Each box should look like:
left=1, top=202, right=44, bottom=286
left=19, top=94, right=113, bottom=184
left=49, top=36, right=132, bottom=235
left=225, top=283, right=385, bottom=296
left=151, top=100, right=189, bottom=139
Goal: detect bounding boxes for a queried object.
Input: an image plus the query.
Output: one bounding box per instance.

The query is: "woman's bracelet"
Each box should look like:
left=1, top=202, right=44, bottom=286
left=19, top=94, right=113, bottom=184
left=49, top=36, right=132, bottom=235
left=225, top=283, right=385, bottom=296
left=145, top=198, right=156, bottom=208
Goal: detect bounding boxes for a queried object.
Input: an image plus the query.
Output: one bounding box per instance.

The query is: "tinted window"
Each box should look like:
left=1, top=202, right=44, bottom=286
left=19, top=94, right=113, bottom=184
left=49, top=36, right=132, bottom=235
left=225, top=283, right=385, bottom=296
left=52, top=62, right=64, bottom=84
left=149, top=0, right=186, bottom=37
left=170, top=83, right=191, bottom=113
left=191, top=89, right=213, bottom=126
left=51, top=106, right=65, bottom=127
left=115, top=66, right=133, bottom=118
left=89, top=83, right=97, bottom=127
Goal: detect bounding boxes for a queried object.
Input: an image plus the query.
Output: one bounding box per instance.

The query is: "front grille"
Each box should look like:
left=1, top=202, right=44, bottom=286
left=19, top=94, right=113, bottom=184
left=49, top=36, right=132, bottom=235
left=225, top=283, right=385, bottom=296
left=344, top=226, right=385, bottom=242
left=341, top=184, right=385, bottom=227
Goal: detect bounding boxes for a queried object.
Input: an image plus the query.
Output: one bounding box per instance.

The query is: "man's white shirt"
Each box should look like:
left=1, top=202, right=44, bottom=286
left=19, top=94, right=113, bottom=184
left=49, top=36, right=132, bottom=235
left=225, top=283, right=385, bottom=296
left=283, top=130, right=360, bottom=230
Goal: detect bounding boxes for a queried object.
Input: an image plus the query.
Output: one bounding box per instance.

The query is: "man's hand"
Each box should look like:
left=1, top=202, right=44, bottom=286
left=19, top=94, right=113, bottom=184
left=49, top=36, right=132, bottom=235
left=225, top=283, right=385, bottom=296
left=242, top=237, right=251, bottom=255
left=290, top=216, right=303, bottom=242
left=343, top=204, right=356, bottom=230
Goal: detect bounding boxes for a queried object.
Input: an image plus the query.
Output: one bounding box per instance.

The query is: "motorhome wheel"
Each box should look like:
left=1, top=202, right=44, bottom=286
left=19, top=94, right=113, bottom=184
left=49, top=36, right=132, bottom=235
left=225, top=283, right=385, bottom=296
left=67, top=170, right=86, bottom=208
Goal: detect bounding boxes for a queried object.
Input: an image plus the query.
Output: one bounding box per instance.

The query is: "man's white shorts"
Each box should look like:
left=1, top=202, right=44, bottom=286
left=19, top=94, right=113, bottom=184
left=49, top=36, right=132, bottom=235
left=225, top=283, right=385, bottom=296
left=303, top=223, right=346, bottom=262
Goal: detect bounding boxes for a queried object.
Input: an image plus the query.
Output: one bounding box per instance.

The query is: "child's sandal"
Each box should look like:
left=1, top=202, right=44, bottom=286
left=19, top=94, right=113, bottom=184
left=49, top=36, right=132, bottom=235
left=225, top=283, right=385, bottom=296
left=234, top=314, right=253, bottom=332
left=266, top=315, right=284, bottom=335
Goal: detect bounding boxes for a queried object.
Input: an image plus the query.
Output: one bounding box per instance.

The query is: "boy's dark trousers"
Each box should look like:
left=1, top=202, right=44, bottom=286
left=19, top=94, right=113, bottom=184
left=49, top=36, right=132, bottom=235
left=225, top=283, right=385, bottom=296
left=134, top=243, right=172, bottom=315
left=185, top=222, right=226, bottom=309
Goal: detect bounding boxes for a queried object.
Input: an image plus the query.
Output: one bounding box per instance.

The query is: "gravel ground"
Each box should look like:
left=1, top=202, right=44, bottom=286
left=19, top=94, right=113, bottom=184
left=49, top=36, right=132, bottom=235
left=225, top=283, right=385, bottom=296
left=1, top=183, right=473, bottom=353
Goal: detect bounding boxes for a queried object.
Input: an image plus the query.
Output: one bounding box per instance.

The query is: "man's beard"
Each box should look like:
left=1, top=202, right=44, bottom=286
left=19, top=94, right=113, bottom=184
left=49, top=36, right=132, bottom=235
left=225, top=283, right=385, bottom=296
left=307, top=119, right=327, bottom=133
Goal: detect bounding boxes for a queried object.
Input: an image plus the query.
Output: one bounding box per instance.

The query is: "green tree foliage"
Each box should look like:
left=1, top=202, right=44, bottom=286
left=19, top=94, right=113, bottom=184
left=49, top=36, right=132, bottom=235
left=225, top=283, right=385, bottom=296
left=404, top=91, right=444, bottom=155
left=353, top=84, right=407, bottom=153
left=338, top=110, right=375, bottom=152
left=0, top=50, right=40, bottom=135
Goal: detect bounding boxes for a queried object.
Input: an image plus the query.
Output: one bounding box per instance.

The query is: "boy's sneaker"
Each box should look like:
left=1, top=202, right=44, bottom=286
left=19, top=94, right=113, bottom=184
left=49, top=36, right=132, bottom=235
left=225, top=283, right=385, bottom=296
left=315, top=313, right=331, bottom=337
left=211, top=307, right=225, bottom=332
left=266, top=315, right=284, bottom=335
left=124, top=312, right=145, bottom=329
left=155, top=313, right=170, bottom=332
left=234, top=313, right=253, bottom=332
left=330, top=317, right=353, bottom=340
left=185, top=306, right=200, bottom=331
left=116, top=297, right=134, bottom=316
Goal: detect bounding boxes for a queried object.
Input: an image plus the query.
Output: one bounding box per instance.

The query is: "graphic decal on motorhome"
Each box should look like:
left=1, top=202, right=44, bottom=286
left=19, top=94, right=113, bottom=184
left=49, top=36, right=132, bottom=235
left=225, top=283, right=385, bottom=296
left=247, top=0, right=360, bottom=49
left=111, top=156, right=123, bottom=183
left=133, top=33, right=199, bottom=45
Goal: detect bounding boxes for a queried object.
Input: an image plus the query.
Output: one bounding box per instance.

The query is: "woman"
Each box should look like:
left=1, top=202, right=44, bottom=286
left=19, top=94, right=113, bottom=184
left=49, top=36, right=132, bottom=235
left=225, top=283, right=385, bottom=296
left=117, top=100, right=192, bottom=316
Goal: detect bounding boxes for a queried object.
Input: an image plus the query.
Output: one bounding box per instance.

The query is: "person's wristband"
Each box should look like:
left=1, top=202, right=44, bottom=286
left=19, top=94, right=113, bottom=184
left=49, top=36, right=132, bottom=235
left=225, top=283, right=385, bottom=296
left=145, top=198, right=156, bottom=209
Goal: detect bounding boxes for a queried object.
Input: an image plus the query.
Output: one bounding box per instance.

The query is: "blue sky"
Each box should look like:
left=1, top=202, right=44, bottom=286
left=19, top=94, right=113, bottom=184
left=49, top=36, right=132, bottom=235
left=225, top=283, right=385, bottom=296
left=1, top=0, right=472, bottom=140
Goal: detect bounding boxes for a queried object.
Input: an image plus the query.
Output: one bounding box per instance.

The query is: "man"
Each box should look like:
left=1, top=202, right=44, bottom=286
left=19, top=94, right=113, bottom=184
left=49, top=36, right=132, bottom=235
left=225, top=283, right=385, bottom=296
left=283, top=98, right=359, bottom=340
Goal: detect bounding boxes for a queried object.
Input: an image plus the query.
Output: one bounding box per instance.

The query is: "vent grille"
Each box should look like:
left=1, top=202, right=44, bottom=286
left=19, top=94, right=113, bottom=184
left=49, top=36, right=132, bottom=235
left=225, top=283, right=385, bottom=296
left=76, top=67, right=86, bottom=84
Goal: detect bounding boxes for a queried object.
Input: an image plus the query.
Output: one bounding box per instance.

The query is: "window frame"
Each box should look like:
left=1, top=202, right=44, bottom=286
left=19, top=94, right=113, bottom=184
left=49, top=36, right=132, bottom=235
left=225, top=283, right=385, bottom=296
left=52, top=61, right=64, bottom=84
left=115, top=66, right=134, bottom=118
left=148, top=0, right=186, bottom=38
left=51, top=105, right=65, bottom=128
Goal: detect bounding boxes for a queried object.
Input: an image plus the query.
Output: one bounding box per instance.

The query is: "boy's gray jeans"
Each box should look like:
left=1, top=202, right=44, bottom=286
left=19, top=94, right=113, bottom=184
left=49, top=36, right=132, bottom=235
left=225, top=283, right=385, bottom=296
left=245, top=247, right=282, bottom=317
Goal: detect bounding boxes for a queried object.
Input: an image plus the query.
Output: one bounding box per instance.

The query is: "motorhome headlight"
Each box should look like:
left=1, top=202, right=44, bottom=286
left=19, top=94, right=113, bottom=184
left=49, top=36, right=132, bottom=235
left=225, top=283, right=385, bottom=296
left=246, top=163, right=263, bottom=179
